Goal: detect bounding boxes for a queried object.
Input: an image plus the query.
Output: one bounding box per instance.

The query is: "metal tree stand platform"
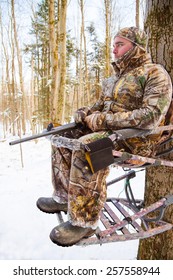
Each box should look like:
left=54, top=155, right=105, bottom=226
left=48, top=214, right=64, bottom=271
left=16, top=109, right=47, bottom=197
left=51, top=132, right=173, bottom=246
left=56, top=170, right=173, bottom=246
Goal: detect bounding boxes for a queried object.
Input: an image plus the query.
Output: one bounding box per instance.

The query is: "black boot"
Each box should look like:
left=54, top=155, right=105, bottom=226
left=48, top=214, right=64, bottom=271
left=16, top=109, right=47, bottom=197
left=50, top=221, right=95, bottom=247
left=36, top=197, right=67, bottom=213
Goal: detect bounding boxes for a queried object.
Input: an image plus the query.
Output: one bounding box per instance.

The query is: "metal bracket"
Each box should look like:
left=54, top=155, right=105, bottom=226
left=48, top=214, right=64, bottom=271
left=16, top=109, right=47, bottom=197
left=164, top=195, right=173, bottom=207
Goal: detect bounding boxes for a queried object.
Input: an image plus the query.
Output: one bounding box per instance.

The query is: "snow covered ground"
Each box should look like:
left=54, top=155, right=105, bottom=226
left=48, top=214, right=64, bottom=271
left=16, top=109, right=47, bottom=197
left=0, top=134, right=145, bottom=260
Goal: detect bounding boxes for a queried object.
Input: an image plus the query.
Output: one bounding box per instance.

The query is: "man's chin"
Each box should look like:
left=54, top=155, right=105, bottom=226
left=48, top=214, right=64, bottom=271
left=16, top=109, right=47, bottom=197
left=114, top=57, right=120, bottom=62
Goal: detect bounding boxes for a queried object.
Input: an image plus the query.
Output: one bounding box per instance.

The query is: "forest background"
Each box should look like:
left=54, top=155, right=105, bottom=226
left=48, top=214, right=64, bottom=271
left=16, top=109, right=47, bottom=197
left=0, top=0, right=145, bottom=138
left=1, top=0, right=173, bottom=262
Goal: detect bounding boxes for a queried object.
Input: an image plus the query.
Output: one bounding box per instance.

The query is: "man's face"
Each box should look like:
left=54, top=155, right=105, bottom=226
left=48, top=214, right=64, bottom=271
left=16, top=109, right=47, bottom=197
left=113, top=36, right=134, bottom=60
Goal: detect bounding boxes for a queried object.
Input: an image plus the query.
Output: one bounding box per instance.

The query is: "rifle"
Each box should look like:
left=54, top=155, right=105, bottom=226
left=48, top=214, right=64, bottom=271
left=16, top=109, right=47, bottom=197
left=9, top=123, right=173, bottom=146
left=9, top=122, right=76, bottom=146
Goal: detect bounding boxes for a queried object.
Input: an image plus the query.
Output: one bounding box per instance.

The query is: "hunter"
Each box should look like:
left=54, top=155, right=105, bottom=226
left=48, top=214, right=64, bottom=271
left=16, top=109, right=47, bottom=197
left=36, top=26, right=172, bottom=247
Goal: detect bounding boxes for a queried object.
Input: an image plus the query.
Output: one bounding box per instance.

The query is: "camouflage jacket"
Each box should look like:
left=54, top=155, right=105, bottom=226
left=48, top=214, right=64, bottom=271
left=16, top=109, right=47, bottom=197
left=90, top=46, right=172, bottom=131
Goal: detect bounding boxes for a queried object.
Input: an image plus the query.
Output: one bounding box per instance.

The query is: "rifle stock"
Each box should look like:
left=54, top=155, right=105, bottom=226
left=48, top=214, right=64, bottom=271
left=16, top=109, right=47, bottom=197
left=110, top=125, right=173, bottom=141
left=9, top=122, right=76, bottom=146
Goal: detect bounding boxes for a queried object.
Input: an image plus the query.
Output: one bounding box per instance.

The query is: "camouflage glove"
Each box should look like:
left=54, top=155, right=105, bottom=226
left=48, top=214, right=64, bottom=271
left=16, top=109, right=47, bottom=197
left=74, top=107, right=91, bottom=125
left=85, top=112, right=110, bottom=131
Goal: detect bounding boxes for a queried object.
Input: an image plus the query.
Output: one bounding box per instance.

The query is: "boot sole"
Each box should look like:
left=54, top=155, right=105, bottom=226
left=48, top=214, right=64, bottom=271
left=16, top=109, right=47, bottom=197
left=37, top=206, right=67, bottom=214
left=50, top=238, right=75, bottom=247
left=49, top=230, right=95, bottom=247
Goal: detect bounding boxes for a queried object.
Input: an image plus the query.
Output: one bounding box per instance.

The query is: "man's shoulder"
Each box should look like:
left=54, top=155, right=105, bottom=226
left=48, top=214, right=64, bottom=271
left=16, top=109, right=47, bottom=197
left=142, top=62, right=170, bottom=79
left=144, top=62, right=167, bottom=72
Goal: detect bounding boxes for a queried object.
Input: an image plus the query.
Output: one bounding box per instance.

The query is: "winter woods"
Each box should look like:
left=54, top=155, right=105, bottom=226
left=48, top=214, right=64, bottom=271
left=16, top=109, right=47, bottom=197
left=1, top=0, right=173, bottom=260
left=0, top=0, right=144, bottom=137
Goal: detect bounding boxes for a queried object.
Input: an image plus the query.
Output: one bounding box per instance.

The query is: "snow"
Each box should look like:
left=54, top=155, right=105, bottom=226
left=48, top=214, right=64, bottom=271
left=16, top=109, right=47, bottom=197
left=0, top=135, right=145, bottom=260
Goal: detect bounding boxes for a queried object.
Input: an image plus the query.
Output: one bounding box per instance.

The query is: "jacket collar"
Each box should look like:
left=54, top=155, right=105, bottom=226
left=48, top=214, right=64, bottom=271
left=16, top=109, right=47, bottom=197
left=111, top=46, right=152, bottom=76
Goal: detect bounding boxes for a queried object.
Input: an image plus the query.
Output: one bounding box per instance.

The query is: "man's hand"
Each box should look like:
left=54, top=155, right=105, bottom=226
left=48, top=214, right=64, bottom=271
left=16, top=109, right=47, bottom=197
left=74, top=107, right=90, bottom=124
left=85, top=112, right=109, bottom=131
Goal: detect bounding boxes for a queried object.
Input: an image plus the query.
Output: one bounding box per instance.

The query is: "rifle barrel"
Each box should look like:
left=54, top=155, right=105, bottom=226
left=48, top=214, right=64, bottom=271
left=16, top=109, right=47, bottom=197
left=9, top=122, right=76, bottom=146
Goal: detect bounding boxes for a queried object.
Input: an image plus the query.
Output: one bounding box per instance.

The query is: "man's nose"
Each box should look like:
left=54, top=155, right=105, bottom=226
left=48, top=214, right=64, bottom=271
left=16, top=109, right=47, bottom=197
left=113, top=47, right=117, bottom=54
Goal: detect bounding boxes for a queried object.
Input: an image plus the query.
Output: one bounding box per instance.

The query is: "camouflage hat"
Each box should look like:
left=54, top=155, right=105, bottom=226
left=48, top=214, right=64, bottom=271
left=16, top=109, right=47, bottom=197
left=114, top=26, right=147, bottom=50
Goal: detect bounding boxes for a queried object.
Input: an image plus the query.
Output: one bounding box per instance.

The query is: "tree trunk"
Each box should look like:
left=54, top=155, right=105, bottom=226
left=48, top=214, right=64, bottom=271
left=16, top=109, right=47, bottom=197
left=11, top=0, right=26, bottom=134
left=0, top=9, right=10, bottom=136
left=30, top=55, right=37, bottom=134
left=48, top=0, right=59, bottom=124
left=59, top=0, right=67, bottom=124
left=80, top=0, right=90, bottom=106
left=48, top=0, right=67, bottom=124
left=136, top=0, right=140, bottom=28
left=104, top=0, right=111, bottom=77
left=79, top=2, right=84, bottom=108
left=137, top=0, right=173, bottom=260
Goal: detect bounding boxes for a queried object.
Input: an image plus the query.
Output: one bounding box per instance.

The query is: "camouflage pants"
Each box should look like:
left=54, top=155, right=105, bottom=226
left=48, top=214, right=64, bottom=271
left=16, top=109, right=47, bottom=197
left=51, top=131, right=110, bottom=229
left=51, top=128, right=158, bottom=229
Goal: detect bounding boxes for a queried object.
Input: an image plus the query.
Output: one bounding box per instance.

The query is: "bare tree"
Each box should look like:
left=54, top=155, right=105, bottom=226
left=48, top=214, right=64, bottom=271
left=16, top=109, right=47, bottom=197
left=79, top=0, right=90, bottom=106
left=0, top=8, right=10, bottom=136
left=104, top=0, right=111, bottom=77
left=48, top=0, right=59, bottom=124
left=136, top=0, right=140, bottom=28
left=58, top=0, right=67, bottom=124
left=11, top=0, right=26, bottom=134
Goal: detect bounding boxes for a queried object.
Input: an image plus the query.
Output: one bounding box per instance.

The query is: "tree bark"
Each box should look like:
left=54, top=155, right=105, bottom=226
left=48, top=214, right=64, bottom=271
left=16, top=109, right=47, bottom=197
left=48, top=0, right=59, bottom=124
left=136, top=0, right=140, bottom=28
left=137, top=0, right=173, bottom=260
left=104, top=0, right=111, bottom=77
left=0, top=9, right=10, bottom=136
left=11, top=0, right=26, bottom=134
left=79, top=0, right=90, bottom=106
left=56, top=0, right=67, bottom=124
left=48, top=0, right=67, bottom=124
